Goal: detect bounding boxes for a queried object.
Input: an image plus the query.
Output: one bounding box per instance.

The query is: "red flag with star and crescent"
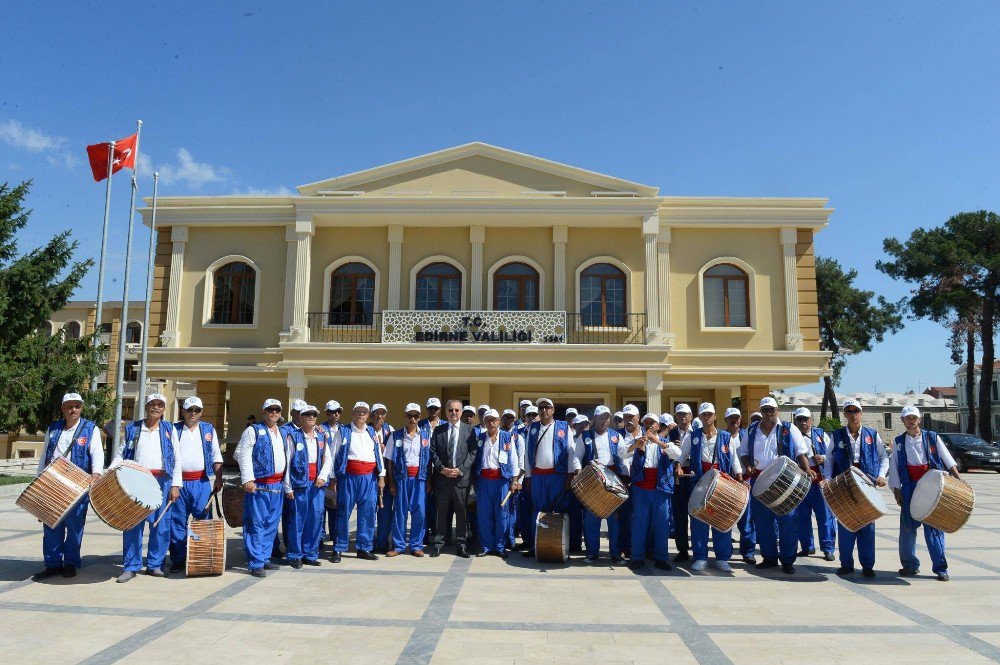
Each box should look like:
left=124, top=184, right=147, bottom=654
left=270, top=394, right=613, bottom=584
left=86, top=133, right=138, bottom=182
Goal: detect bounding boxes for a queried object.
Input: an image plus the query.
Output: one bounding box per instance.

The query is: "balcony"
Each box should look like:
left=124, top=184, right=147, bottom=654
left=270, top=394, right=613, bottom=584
left=305, top=311, right=647, bottom=345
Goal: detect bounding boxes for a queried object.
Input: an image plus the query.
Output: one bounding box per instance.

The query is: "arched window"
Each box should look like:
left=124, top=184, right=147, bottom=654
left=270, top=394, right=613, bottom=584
left=416, top=262, right=462, bottom=310
left=329, top=262, right=376, bottom=325
left=63, top=320, right=82, bottom=339
left=211, top=261, right=256, bottom=325
left=703, top=263, right=750, bottom=327
left=42, top=321, right=54, bottom=337
left=494, top=262, right=539, bottom=311
left=580, top=263, right=625, bottom=326
left=125, top=321, right=143, bottom=344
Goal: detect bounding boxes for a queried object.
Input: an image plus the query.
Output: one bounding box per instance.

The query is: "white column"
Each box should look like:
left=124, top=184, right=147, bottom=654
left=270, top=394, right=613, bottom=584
left=387, top=225, right=403, bottom=310
left=287, top=368, right=307, bottom=404
left=553, top=225, right=567, bottom=311
left=642, top=213, right=661, bottom=344
left=160, top=226, right=187, bottom=348
left=657, top=228, right=675, bottom=346
left=282, top=218, right=313, bottom=343
left=470, top=225, right=485, bottom=310
left=780, top=227, right=803, bottom=351
left=645, top=370, right=663, bottom=415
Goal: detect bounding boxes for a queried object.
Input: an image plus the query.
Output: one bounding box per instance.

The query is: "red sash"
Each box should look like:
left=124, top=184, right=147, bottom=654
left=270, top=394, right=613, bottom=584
left=150, top=469, right=165, bottom=478
left=480, top=468, right=502, bottom=480
left=407, top=465, right=420, bottom=477
left=346, top=460, right=376, bottom=476
left=308, top=462, right=317, bottom=481
left=701, top=461, right=718, bottom=473
left=182, top=471, right=207, bottom=481
left=256, top=472, right=283, bottom=484
left=532, top=467, right=556, bottom=476
left=907, top=463, right=930, bottom=483
left=633, top=467, right=659, bottom=490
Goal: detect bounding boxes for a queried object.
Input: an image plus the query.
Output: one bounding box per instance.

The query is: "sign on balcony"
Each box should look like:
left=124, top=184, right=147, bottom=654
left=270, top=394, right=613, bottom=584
left=381, top=311, right=567, bottom=344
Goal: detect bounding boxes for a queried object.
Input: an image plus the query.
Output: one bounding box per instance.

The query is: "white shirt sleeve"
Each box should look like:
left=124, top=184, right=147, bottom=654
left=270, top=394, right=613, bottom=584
left=236, top=426, right=257, bottom=485
left=789, top=425, right=808, bottom=457
left=660, top=439, right=683, bottom=461
left=569, top=434, right=583, bottom=473
left=170, top=434, right=182, bottom=488
left=88, top=429, right=104, bottom=474
left=383, top=434, right=396, bottom=461
left=679, top=431, right=693, bottom=467
left=888, top=448, right=901, bottom=489
left=730, top=448, right=743, bottom=476
left=937, top=439, right=957, bottom=471
left=318, top=437, right=334, bottom=483
left=737, top=430, right=750, bottom=459
left=283, top=435, right=294, bottom=493
left=211, top=427, right=223, bottom=465
left=875, top=433, right=889, bottom=479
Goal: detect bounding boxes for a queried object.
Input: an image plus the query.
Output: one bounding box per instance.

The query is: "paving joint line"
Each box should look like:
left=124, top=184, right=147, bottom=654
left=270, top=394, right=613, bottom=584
left=639, top=576, right=732, bottom=664
left=393, top=555, right=472, bottom=665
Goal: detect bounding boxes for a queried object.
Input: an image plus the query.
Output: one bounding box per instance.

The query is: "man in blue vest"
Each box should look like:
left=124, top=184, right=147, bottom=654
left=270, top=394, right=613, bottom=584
left=114, top=393, right=182, bottom=583
left=33, top=392, right=104, bottom=580
left=370, top=403, right=395, bottom=553
left=283, top=405, right=333, bottom=568
left=319, top=399, right=343, bottom=542
left=522, top=397, right=572, bottom=558
left=330, top=401, right=385, bottom=562
left=680, top=402, right=745, bottom=572
left=723, top=407, right=756, bottom=564
left=579, top=405, right=626, bottom=562
left=474, top=409, right=521, bottom=558
left=792, top=407, right=836, bottom=562
left=168, top=396, right=223, bottom=574
left=512, top=404, right=538, bottom=550
left=500, top=408, right=521, bottom=550
left=418, top=397, right=443, bottom=548
left=889, top=405, right=960, bottom=581
left=668, top=403, right=695, bottom=563
left=738, top=396, right=812, bottom=575
left=236, top=398, right=287, bottom=577
left=823, top=398, right=888, bottom=577
left=385, top=403, right=432, bottom=557
left=274, top=399, right=307, bottom=557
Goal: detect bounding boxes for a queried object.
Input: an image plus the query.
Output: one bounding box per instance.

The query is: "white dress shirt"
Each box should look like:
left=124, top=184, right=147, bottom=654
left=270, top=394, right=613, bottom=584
left=679, top=431, right=743, bottom=476
left=178, top=424, right=223, bottom=473
left=236, top=424, right=286, bottom=485
left=283, top=429, right=334, bottom=491
left=524, top=422, right=575, bottom=477
left=821, top=428, right=889, bottom=480
left=738, top=421, right=807, bottom=470
left=112, top=421, right=182, bottom=487
left=579, top=429, right=616, bottom=467
left=616, top=427, right=643, bottom=475
left=36, top=421, right=103, bottom=476
left=888, top=432, right=957, bottom=489
left=384, top=428, right=424, bottom=467
left=480, top=432, right=522, bottom=475
left=330, top=424, right=385, bottom=477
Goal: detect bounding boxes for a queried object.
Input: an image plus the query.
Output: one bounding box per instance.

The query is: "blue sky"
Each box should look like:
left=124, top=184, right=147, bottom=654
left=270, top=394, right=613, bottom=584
left=2, top=1, right=998, bottom=395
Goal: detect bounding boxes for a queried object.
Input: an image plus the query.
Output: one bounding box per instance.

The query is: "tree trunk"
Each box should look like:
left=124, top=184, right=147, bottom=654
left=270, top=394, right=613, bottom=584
left=977, top=279, right=997, bottom=442
left=965, top=324, right=977, bottom=434
left=823, top=375, right=839, bottom=421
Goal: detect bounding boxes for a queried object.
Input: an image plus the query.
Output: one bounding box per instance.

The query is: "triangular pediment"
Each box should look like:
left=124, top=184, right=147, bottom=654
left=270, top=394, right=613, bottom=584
left=296, top=143, right=658, bottom=198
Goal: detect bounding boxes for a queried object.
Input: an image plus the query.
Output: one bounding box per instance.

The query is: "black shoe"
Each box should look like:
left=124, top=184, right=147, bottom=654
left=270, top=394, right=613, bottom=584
left=264, top=562, right=279, bottom=571
left=329, top=552, right=342, bottom=563
left=500, top=552, right=509, bottom=560
left=522, top=550, right=535, bottom=558
left=428, top=549, right=441, bottom=558
left=936, top=573, right=949, bottom=582
left=302, top=559, right=321, bottom=566
left=611, top=554, right=624, bottom=563
left=862, top=568, right=875, bottom=578
left=169, top=561, right=184, bottom=574
left=32, top=566, right=63, bottom=581
left=823, top=552, right=836, bottom=561
left=782, top=563, right=796, bottom=574
left=357, top=550, right=379, bottom=561
left=654, top=560, right=672, bottom=571
left=756, top=559, right=779, bottom=570
left=456, top=547, right=471, bottom=558
left=585, top=555, right=599, bottom=563
left=628, top=559, right=645, bottom=570
left=476, top=551, right=490, bottom=558
left=513, top=542, right=528, bottom=551
left=742, top=555, right=756, bottom=565
left=673, top=551, right=689, bottom=563
left=290, top=560, right=303, bottom=569
left=898, top=567, right=918, bottom=577
left=250, top=569, right=266, bottom=578
left=62, top=566, right=77, bottom=579
left=797, top=549, right=813, bottom=557
left=836, top=566, right=855, bottom=576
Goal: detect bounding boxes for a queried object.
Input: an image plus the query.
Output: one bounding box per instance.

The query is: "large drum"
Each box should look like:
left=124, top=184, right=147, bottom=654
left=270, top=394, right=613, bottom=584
left=16, top=457, right=94, bottom=529
left=751, top=456, right=810, bottom=516
left=90, top=461, right=163, bottom=531
left=221, top=482, right=245, bottom=529
left=571, top=462, right=629, bottom=519
left=688, top=469, right=749, bottom=532
left=186, top=502, right=226, bottom=577
left=534, top=512, right=568, bottom=563
left=822, top=467, right=887, bottom=532
left=911, top=470, right=975, bottom=533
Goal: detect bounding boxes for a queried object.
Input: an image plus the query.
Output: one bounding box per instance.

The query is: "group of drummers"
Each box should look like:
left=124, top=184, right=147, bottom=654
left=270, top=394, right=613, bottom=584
left=31, top=390, right=964, bottom=583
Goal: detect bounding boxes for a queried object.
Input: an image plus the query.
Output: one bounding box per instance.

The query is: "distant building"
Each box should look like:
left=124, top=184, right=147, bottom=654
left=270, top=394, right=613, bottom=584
left=924, top=386, right=957, bottom=400
left=955, top=362, right=1000, bottom=437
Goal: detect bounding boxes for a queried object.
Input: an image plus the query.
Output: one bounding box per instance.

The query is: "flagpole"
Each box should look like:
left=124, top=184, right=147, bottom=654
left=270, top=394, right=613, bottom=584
left=112, top=119, right=142, bottom=455
left=137, top=172, right=159, bottom=409
left=91, top=140, right=116, bottom=392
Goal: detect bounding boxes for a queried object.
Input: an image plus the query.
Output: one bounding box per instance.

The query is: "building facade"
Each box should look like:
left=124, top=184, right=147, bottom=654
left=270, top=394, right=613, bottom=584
left=136, top=143, right=832, bottom=448
left=955, top=362, right=1000, bottom=437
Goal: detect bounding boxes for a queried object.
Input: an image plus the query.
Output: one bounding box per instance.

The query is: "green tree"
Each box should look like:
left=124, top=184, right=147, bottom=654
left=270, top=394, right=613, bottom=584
left=816, top=257, right=904, bottom=420
left=878, top=211, right=1000, bottom=441
left=0, top=181, right=112, bottom=433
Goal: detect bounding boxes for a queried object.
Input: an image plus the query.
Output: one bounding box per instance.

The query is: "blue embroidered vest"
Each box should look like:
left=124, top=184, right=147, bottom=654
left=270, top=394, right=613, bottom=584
left=123, top=420, right=175, bottom=477
left=173, top=421, right=216, bottom=478
left=690, top=429, right=734, bottom=480
left=831, top=426, right=882, bottom=478
left=474, top=429, right=517, bottom=480
left=526, top=419, right=570, bottom=472
left=389, top=426, right=432, bottom=481
left=287, top=427, right=330, bottom=489
left=44, top=419, right=96, bottom=470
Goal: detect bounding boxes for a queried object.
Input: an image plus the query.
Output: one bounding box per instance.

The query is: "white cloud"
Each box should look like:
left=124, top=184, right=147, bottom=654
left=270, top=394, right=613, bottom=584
left=155, top=148, right=230, bottom=188
left=0, top=119, right=76, bottom=168
left=228, top=185, right=294, bottom=196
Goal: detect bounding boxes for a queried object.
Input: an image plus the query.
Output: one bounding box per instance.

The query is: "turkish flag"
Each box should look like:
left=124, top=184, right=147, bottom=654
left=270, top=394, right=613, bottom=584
left=86, top=133, right=138, bottom=182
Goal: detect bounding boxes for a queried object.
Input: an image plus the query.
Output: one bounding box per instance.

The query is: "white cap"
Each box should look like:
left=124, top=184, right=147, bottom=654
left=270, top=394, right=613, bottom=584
left=262, top=398, right=282, bottom=410
left=519, top=399, right=532, bottom=408
left=641, top=412, right=657, bottom=423
left=622, top=404, right=640, bottom=416
left=145, top=393, right=166, bottom=405
left=565, top=407, right=579, bottom=417
left=659, top=413, right=675, bottom=427
left=759, top=397, right=778, bottom=409
left=594, top=405, right=611, bottom=417
left=477, top=404, right=490, bottom=413
left=426, top=397, right=441, bottom=408
left=536, top=397, right=554, bottom=407
left=724, top=407, right=741, bottom=419
left=698, top=402, right=715, bottom=415
left=404, top=402, right=422, bottom=414
left=290, top=399, right=307, bottom=412
left=300, top=404, right=319, bottom=416
left=462, top=405, right=476, bottom=414
left=371, top=403, right=388, bottom=414
left=483, top=409, right=500, bottom=420
left=182, top=396, right=203, bottom=411
left=751, top=411, right=762, bottom=419
left=692, top=418, right=703, bottom=429
left=613, top=411, right=624, bottom=419
left=675, top=403, right=692, bottom=415
left=61, top=392, right=83, bottom=405
left=842, top=398, right=863, bottom=412
left=901, top=405, right=921, bottom=418
left=353, top=401, right=370, bottom=412
left=325, top=400, right=342, bottom=412
left=572, top=414, right=590, bottom=425
left=793, top=407, right=812, bottom=420
left=524, top=405, right=539, bottom=415
left=502, top=409, right=516, bottom=417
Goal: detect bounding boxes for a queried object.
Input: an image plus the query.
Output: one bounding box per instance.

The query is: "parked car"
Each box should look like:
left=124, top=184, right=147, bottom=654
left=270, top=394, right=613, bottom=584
left=938, top=433, right=1000, bottom=473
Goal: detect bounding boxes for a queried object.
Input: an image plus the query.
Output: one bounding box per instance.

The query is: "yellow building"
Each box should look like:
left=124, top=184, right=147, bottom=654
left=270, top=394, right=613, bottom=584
left=137, top=143, right=831, bottom=448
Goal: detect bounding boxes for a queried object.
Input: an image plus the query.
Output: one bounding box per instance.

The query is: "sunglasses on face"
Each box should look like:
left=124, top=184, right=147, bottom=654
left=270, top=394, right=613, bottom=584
left=406, top=414, right=419, bottom=419
left=539, top=405, right=553, bottom=410
left=760, top=408, right=776, bottom=414
left=265, top=407, right=282, bottom=413
left=447, top=408, right=461, bottom=413
left=844, top=409, right=861, bottom=415
left=795, top=417, right=809, bottom=422
left=326, top=409, right=342, bottom=414
left=64, top=404, right=82, bottom=410
left=186, top=407, right=203, bottom=414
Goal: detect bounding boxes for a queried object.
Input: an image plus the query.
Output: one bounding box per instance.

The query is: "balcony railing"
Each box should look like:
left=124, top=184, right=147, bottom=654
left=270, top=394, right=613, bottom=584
left=305, top=312, right=647, bottom=345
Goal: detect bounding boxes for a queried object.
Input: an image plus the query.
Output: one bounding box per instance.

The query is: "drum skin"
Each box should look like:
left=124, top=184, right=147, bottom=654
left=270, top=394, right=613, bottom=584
left=910, top=470, right=974, bottom=533
left=822, top=467, right=887, bottom=532
left=90, top=462, right=162, bottom=531
left=535, top=513, right=569, bottom=563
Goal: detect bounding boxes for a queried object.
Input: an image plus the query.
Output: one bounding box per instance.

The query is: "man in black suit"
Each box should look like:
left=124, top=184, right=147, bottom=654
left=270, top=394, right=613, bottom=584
left=429, top=399, right=478, bottom=557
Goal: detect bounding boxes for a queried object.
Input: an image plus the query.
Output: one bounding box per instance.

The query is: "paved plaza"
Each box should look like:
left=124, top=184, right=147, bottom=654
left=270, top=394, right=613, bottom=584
left=1, top=473, right=999, bottom=664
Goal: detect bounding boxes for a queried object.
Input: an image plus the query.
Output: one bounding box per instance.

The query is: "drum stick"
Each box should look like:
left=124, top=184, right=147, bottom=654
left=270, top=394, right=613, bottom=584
left=500, top=471, right=525, bottom=507
left=152, top=498, right=175, bottom=528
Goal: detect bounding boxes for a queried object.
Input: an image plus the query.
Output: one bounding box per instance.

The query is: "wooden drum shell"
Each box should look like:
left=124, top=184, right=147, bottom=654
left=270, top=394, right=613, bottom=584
left=16, top=457, right=93, bottom=529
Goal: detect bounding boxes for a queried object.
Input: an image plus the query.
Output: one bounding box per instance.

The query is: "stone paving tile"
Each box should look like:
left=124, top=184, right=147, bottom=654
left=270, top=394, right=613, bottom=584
left=0, top=610, right=159, bottom=662
left=712, top=632, right=996, bottom=664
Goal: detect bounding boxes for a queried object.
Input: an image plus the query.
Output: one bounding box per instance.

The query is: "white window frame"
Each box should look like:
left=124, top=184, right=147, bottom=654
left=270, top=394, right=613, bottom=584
left=125, top=320, right=143, bottom=345
left=202, top=254, right=261, bottom=329
left=321, top=256, right=381, bottom=329
left=409, top=255, right=467, bottom=310
left=574, top=256, right=632, bottom=331
left=62, top=319, right=83, bottom=339
left=698, top=256, right=757, bottom=332
left=486, top=255, right=546, bottom=310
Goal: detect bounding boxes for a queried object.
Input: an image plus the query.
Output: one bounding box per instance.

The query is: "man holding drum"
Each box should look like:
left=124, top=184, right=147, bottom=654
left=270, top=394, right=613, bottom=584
left=33, top=392, right=104, bottom=580
left=115, top=393, right=182, bottom=583
left=168, top=396, right=223, bottom=574
left=792, top=407, right=836, bottom=562
left=889, top=405, right=960, bottom=582
left=236, top=398, right=287, bottom=578
left=522, top=397, right=572, bottom=558
left=723, top=407, right=756, bottom=565
left=668, top=404, right=695, bottom=563
left=823, top=398, right=888, bottom=578
left=578, top=405, right=625, bottom=563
